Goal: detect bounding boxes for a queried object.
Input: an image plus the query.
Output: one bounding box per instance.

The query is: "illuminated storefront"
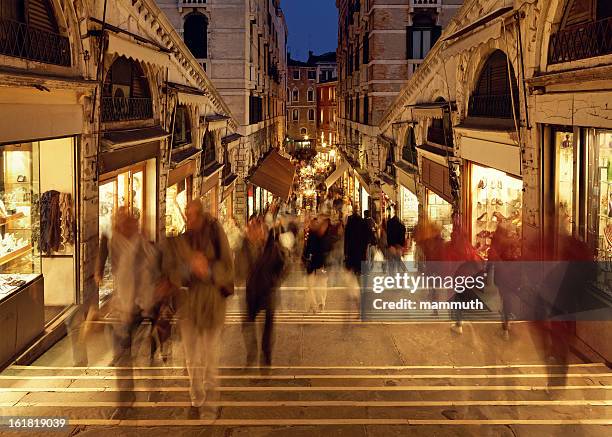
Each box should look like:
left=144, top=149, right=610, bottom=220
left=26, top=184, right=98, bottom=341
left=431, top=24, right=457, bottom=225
left=469, top=164, right=523, bottom=259
left=0, top=137, right=78, bottom=366
left=399, top=185, right=419, bottom=228
left=165, top=176, right=192, bottom=237
left=426, top=190, right=453, bottom=241
left=98, top=140, right=159, bottom=304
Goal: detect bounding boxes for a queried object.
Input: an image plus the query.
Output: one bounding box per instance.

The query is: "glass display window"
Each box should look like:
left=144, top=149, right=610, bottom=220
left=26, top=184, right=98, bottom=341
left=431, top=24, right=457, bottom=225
left=588, top=130, right=612, bottom=263
left=98, top=163, right=147, bottom=303
left=400, top=185, right=419, bottom=228
left=0, top=143, right=40, bottom=281
left=471, top=164, right=523, bottom=259
left=165, top=176, right=192, bottom=237
left=426, top=190, right=452, bottom=241
left=555, top=131, right=576, bottom=239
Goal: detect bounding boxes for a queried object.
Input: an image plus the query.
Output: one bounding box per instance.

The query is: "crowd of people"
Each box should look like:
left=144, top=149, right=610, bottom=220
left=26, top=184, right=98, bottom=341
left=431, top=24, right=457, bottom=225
left=71, top=185, right=598, bottom=412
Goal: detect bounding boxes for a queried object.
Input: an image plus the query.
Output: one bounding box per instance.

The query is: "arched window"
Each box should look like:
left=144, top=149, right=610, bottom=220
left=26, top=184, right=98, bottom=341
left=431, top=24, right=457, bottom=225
left=0, top=0, right=71, bottom=66
left=173, top=105, right=192, bottom=147
left=292, top=89, right=299, bottom=102
left=402, top=126, right=417, bottom=164
left=202, top=129, right=216, bottom=168
left=184, top=13, right=208, bottom=59
left=308, top=109, right=315, bottom=121
left=307, top=88, right=314, bottom=102
left=469, top=50, right=519, bottom=119
left=300, top=127, right=307, bottom=136
left=384, top=144, right=396, bottom=177
left=102, top=57, right=152, bottom=121
left=425, top=97, right=453, bottom=147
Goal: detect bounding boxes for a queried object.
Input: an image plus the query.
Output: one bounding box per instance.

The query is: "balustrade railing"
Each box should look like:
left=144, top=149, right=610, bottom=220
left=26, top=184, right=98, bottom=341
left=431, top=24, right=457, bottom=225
left=101, top=97, right=153, bottom=122
left=468, top=94, right=517, bottom=119
left=0, top=18, right=70, bottom=66
left=411, top=0, right=439, bottom=6
left=548, top=17, right=612, bottom=64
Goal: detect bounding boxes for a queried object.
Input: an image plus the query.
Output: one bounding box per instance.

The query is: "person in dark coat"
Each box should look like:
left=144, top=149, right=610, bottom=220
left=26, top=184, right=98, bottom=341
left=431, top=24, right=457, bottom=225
left=243, top=226, right=288, bottom=367
left=386, top=214, right=406, bottom=274
left=303, top=217, right=332, bottom=312
left=344, top=210, right=370, bottom=276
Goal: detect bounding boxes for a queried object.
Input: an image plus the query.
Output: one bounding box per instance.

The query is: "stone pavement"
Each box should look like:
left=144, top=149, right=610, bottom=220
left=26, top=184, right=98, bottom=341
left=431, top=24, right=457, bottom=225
left=0, top=272, right=610, bottom=436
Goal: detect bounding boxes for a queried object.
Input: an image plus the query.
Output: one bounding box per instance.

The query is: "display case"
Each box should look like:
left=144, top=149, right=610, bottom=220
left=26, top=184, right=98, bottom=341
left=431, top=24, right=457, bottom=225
left=0, top=143, right=41, bottom=297
left=165, top=177, right=191, bottom=237
left=470, top=164, right=523, bottom=259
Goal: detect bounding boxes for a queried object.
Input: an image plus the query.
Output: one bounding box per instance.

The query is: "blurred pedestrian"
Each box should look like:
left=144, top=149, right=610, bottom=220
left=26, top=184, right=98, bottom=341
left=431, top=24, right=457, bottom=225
left=303, top=216, right=332, bottom=313
left=162, top=200, right=234, bottom=408
left=386, top=213, right=406, bottom=274
left=243, top=226, right=289, bottom=367
left=344, top=206, right=370, bottom=276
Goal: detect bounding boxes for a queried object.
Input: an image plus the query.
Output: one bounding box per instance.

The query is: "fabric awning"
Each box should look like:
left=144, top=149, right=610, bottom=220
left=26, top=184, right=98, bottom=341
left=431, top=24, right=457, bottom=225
left=249, top=149, right=296, bottom=199
left=106, top=32, right=170, bottom=68
left=102, top=126, right=169, bottom=147
left=203, top=114, right=230, bottom=131
left=410, top=104, right=446, bottom=120
left=170, top=147, right=201, bottom=168
left=325, top=160, right=349, bottom=189
left=222, top=133, right=243, bottom=145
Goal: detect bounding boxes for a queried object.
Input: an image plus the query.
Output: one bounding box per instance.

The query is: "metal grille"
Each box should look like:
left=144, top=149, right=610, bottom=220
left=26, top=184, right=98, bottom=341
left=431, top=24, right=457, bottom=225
left=548, top=17, right=612, bottom=64
left=0, top=18, right=70, bottom=66
left=468, top=94, right=516, bottom=119
left=101, top=97, right=153, bottom=122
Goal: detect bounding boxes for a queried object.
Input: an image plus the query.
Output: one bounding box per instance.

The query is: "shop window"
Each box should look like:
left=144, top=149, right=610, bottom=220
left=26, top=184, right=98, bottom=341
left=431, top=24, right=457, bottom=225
left=98, top=164, right=146, bottom=301
left=166, top=176, right=192, bottom=237
left=202, top=129, right=217, bottom=168
left=427, top=190, right=453, bottom=241
left=406, top=13, right=441, bottom=60
left=468, top=50, right=520, bottom=119
left=0, top=0, right=71, bottom=66
left=549, top=0, right=612, bottom=64
left=308, top=109, right=315, bottom=121
left=173, top=105, right=192, bottom=147
left=400, top=186, right=419, bottom=228
left=184, top=13, right=208, bottom=59
left=402, top=126, right=418, bottom=164
left=471, top=164, right=523, bottom=259
left=588, top=130, right=612, bottom=266
left=102, top=57, right=152, bottom=122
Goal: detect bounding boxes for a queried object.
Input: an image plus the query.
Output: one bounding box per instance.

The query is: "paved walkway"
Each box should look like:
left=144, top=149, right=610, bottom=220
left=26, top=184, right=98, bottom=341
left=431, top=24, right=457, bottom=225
left=0, top=270, right=610, bottom=436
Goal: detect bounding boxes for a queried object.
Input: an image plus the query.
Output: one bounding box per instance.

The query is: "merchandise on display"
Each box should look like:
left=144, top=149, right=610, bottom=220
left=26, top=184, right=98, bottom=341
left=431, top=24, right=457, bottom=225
left=427, top=191, right=452, bottom=240
left=471, top=165, right=523, bottom=259
left=0, top=274, right=39, bottom=299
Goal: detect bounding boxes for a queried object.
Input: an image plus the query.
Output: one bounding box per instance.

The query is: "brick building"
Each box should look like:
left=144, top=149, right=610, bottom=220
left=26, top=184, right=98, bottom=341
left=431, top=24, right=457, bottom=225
left=336, top=0, right=462, bottom=216
left=287, top=56, right=318, bottom=153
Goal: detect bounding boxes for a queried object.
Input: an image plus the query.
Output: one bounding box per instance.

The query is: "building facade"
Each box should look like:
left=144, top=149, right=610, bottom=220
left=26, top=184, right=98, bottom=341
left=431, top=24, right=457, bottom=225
left=317, top=79, right=338, bottom=152
left=155, top=0, right=289, bottom=224
left=336, top=0, right=462, bottom=215
left=379, top=0, right=612, bottom=361
left=0, top=0, right=240, bottom=365
left=287, top=56, right=318, bottom=153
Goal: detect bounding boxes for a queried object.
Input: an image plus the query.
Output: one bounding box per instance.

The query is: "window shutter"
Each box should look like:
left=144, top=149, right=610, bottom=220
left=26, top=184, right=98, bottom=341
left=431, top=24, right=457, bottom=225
left=27, top=0, right=59, bottom=33
left=406, top=26, right=413, bottom=59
